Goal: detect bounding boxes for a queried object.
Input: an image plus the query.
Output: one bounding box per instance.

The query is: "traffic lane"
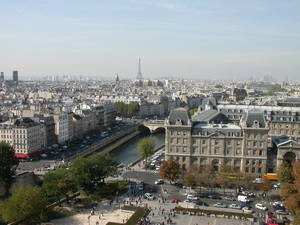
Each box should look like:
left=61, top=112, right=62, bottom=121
left=123, top=171, right=160, bottom=185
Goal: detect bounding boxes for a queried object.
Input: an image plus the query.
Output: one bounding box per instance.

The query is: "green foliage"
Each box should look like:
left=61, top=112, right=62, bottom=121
left=42, top=167, right=77, bottom=202
left=137, top=137, right=155, bottom=164
left=214, top=84, right=223, bottom=89
left=0, top=186, right=49, bottom=224
left=267, top=85, right=286, bottom=95
left=70, top=154, right=118, bottom=194
left=188, top=108, right=198, bottom=116
left=115, top=102, right=140, bottom=118
left=0, top=142, right=19, bottom=192
left=93, top=181, right=128, bottom=200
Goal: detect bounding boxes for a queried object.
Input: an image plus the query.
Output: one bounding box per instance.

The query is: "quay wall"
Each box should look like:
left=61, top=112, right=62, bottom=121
left=66, top=126, right=141, bottom=160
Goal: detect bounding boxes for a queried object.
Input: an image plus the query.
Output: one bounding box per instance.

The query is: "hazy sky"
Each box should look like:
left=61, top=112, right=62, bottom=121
left=0, top=0, right=300, bottom=80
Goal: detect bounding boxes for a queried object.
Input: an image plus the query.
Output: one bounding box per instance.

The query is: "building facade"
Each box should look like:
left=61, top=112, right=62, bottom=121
left=165, top=107, right=280, bottom=176
left=0, top=118, right=44, bottom=157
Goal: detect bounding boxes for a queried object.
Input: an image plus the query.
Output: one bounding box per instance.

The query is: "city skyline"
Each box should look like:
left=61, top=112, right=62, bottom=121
left=1, top=0, right=300, bottom=80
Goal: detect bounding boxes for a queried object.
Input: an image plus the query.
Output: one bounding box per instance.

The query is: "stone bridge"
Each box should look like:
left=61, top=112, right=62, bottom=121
left=141, top=119, right=165, bottom=133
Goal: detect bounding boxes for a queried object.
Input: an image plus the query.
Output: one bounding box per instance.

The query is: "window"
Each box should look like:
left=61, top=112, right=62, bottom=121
left=182, top=156, right=186, bottom=162
left=202, top=140, right=206, bottom=144
left=258, top=168, right=262, bottom=173
left=245, top=167, right=249, bottom=173
left=246, top=160, right=250, bottom=165
left=259, top=150, right=263, bottom=156
left=251, top=168, right=255, bottom=173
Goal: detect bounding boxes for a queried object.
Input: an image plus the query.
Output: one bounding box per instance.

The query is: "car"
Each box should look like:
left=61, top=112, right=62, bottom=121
left=208, top=195, right=221, bottom=200
left=144, top=193, right=155, bottom=200
left=282, top=217, right=290, bottom=223
left=275, top=209, right=289, bottom=215
left=183, top=199, right=192, bottom=203
left=137, top=184, right=144, bottom=191
left=255, top=203, right=267, bottom=211
left=171, top=199, right=181, bottom=204
left=187, top=195, right=198, bottom=200
left=273, top=183, right=280, bottom=189
left=229, top=203, right=242, bottom=209
left=242, top=207, right=253, bottom=214
left=213, top=203, right=227, bottom=208
left=155, top=179, right=164, bottom=185
left=224, top=196, right=235, bottom=201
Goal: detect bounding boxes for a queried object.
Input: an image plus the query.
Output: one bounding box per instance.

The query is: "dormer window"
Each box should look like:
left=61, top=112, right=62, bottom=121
left=253, top=120, right=259, bottom=128
left=176, top=119, right=182, bottom=125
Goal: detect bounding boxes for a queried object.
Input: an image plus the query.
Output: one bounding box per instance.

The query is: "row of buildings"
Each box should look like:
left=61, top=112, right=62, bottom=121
left=0, top=103, right=116, bottom=158
left=165, top=102, right=300, bottom=176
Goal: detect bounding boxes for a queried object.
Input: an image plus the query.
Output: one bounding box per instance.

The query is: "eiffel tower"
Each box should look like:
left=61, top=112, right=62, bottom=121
left=136, top=57, right=143, bottom=80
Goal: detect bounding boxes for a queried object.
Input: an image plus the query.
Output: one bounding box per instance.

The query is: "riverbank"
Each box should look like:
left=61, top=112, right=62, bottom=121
left=127, top=145, right=165, bottom=167
left=66, top=126, right=141, bottom=161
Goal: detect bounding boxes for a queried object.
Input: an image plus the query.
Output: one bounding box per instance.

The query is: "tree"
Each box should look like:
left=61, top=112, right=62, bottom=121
left=183, top=174, right=197, bottom=188
left=279, top=160, right=300, bottom=223
left=0, top=142, right=19, bottom=194
left=137, top=137, right=155, bottom=167
left=260, top=177, right=272, bottom=193
left=115, top=102, right=140, bottom=118
left=69, top=154, right=118, bottom=194
left=42, top=167, right=77, bottom=201
left=278, top=162, right=294, bottom=184
left=159, top=158, right=181, bottom=183
left=0, top=186, right=49, bottom=224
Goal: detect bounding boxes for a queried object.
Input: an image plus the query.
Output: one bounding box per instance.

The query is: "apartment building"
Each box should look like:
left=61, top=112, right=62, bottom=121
left=0, top=118, right=44, bottom=157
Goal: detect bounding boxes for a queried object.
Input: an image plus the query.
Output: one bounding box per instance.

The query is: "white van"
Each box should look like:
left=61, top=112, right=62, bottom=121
left=237, top=195, right=250, bottom=203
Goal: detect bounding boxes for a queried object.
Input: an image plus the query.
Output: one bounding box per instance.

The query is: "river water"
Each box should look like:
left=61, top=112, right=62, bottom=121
left=112, top=132, right=165, bottom=165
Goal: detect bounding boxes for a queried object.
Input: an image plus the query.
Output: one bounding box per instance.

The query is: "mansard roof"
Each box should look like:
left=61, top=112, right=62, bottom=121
left=168, top=108, right=190, bottom=125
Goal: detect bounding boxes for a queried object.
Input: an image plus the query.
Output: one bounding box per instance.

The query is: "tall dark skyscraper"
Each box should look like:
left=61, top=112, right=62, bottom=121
left=136, top=57, right=143, bottom=80
left=13, top=70, right=18, bottom=84
left=0, top=72, right=4, bottom=82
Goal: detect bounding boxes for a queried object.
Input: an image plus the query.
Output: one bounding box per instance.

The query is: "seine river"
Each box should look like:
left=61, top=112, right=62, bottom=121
left=112, top=132, right=165, bottom=165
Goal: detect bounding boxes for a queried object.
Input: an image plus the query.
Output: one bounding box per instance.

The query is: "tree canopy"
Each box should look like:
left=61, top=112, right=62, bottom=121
left=0, top=186, right=49, bottom=224
left=42, top=167, right=77, bottom=201
left=159, top=158, right=181, bottom=183
left=115, top=102, right=140, bottom=118
left=279, top=161, right=300, bottom=224
left=0, top=142, right=19, bottom=193
left=70, top=153, right=118, bottom=194
left=137, top=137, right=155, bottom=165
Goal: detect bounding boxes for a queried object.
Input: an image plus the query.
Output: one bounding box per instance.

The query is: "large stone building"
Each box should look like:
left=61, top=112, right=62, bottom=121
left=0, top=118, right=44, bottom=157
left=165, top=106, right=300, bottom=176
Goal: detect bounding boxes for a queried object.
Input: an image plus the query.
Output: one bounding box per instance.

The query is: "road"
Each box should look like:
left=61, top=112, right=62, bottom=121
left=16, top=122, right=136, bottom=173
left=122, top=165, right=289, bottom=224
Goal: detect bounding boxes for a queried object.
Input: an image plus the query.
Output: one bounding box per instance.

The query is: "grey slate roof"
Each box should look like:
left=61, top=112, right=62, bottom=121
left=168, top=108, right=190, bottom=125
left=192, top=109, right=225, bottom=123
left=242, top=110, right=266, bottom=128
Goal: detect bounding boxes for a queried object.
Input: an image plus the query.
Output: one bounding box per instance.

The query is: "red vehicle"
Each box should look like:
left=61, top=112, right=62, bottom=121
left=266, top=212, right=279, bottom=225
left=171, top=199, right=181, bottom=204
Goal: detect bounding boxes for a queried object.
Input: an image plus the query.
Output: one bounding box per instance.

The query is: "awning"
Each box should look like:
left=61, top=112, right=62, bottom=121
left=15, top=151, right=40, bottom=158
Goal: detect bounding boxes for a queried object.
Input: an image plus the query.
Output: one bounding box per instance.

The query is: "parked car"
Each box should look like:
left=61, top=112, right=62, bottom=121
left=242, top=207, right=253, bottom=214
left=229, top=203, right=241, bottom=209
left=224, top=196, right=235, bottom=201
left=144, top=193, right=155, bottom=200
left=282, top=217, right=290, bottom=223
left=187, top=195, right=198, bottom=200
left=171, top=199, right=181, bottom=204
left=213, top=203, right=227, bottom=208
left=255, top=203, right=267, bottom=211
left=275, top=209, right=288, bottom=215
left=155, top=179, right=164, bottom=185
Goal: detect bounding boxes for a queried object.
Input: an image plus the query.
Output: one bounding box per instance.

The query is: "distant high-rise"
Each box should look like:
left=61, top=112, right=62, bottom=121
left=136, top=58, right=143, bottom=80
left=0, top=72, right=4, bottom=82
left=13, top=70, right=18, bottom=84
